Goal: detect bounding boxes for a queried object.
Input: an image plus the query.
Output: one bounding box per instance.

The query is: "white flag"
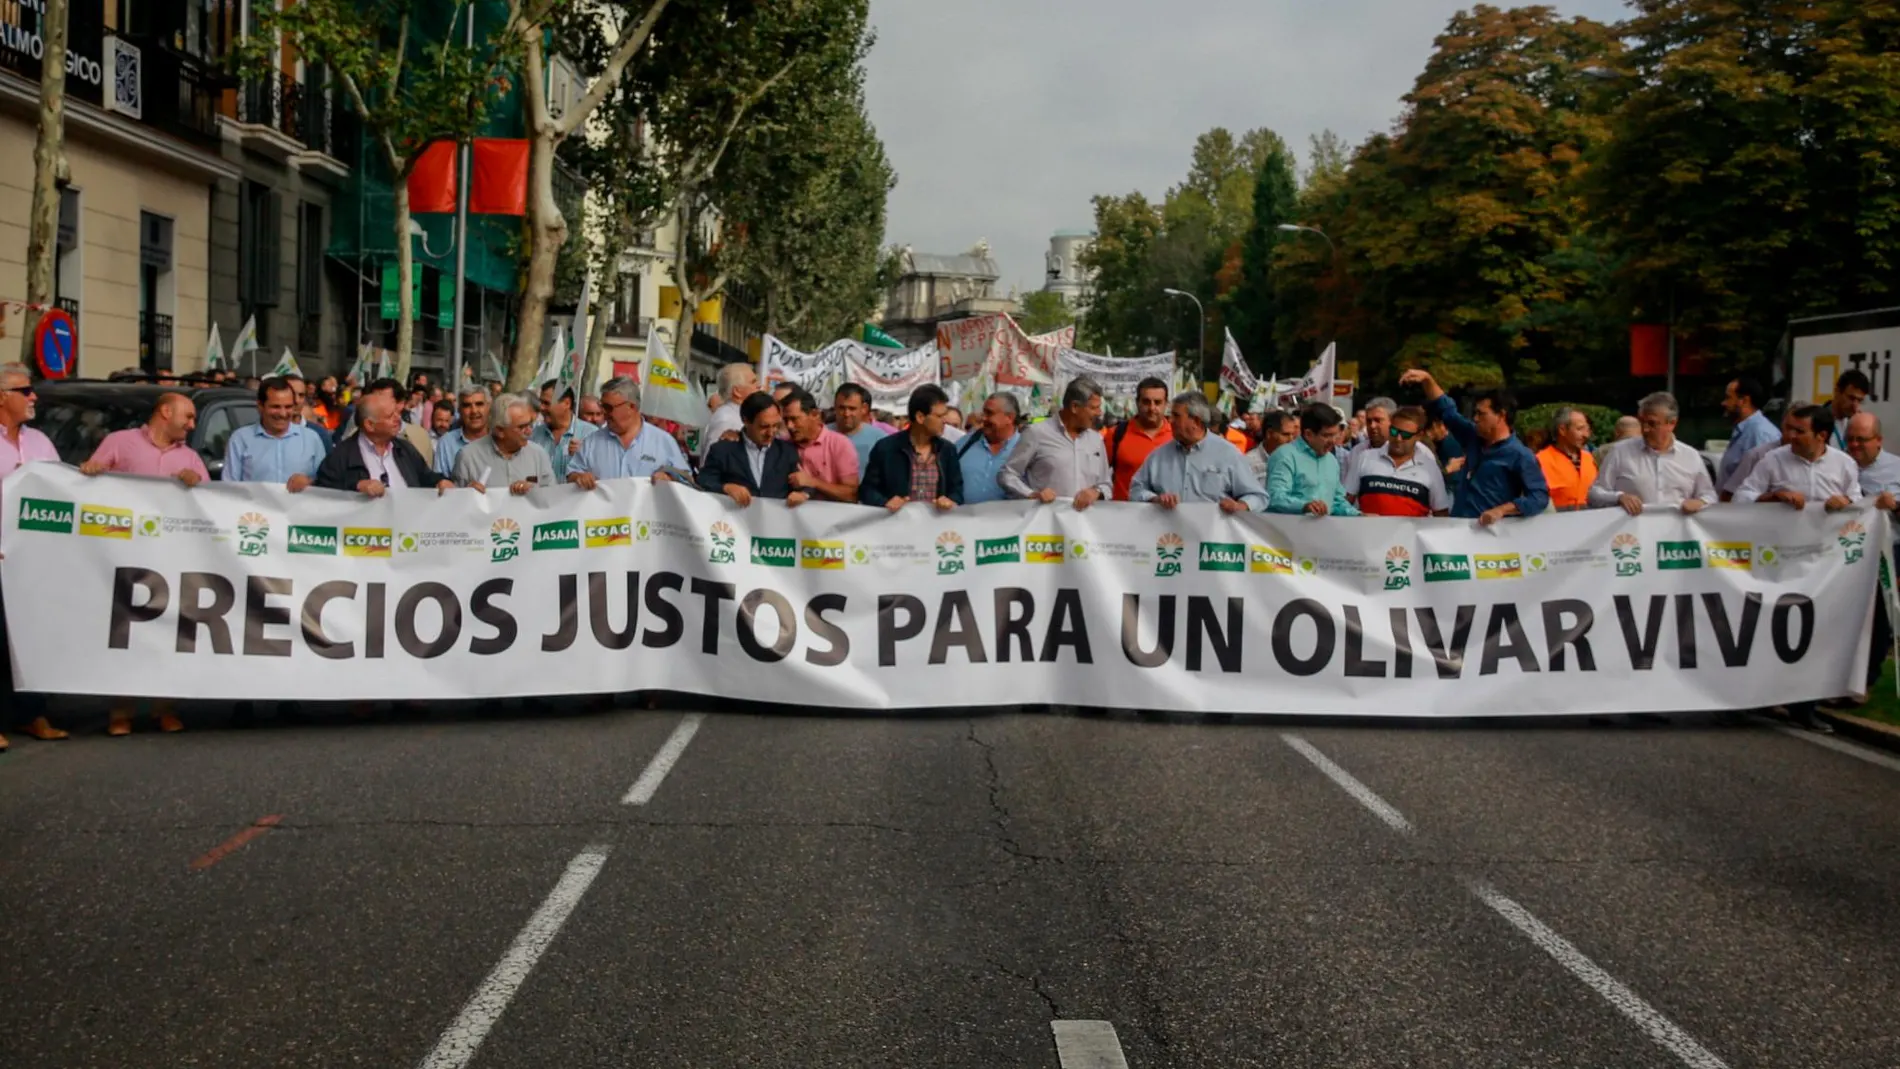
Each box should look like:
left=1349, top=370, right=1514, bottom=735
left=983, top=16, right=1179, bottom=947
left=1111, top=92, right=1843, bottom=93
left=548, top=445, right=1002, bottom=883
left=269, top=347, right=301, bottom=379
left=376, top=347, right=392, bottom=381
left=534, top=326, right=564, bottom=389
left=345, top=343, right=371, bottom=385
left=638, top=331, right=708, bottom=428
left=1218, top=329, right=1258, bottom=399
left=231, top=316, right=259, bottom=373
left=1291, top=342, right=1336, bottom=405
left=203, top=323, right=226, bottom=372
left=484, top=351, right=506, bottom=385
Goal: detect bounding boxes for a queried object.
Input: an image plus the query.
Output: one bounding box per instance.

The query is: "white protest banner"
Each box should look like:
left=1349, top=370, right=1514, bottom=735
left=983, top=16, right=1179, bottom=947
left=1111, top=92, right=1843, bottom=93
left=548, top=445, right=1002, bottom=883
left=760, top=336, right=850, bottom=404
left=935, top=315, right=1072, bottom=384
left=844, top=341, right=939, bottom=410
left=638, top=331, right=707, bottom=428
left=1054, top=350, right=1175, bottom=418
left=1290, top=342, right=1337, bottom=405
left=1219, top=329, right=1258, bottom=399
left=5, top=464, right=1886, bottom=715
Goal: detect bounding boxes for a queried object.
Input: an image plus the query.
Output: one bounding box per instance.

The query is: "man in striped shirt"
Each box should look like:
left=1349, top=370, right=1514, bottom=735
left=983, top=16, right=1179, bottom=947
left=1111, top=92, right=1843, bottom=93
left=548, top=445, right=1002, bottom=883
left=1344, top=406, right=1449, bottom=517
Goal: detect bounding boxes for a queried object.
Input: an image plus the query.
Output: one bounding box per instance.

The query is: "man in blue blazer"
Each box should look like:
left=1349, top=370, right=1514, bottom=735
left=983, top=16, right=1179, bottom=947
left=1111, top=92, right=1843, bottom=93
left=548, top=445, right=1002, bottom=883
left=697, top=392, right=809, bottom=506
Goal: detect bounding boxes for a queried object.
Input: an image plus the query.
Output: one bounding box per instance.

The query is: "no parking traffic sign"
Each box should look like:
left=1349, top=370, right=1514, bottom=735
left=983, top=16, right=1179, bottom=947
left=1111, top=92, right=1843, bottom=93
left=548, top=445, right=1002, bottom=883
left=33, top=309, right=76, bottom=380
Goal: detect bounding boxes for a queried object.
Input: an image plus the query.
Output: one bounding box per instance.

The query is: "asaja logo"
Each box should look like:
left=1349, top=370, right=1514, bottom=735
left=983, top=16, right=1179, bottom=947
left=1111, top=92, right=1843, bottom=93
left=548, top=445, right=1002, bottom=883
left=1154, top=533, right=1184, bottom=577
left=17, top=497, right=74, bottom=534
left=936, top=532, right=966, bottom=575
left=343, top=527, right=393, bottom=557
left=287, top=525, right=339, bottom=555
left=800, top=539, right=846, bottom=569
left=396, top=532, right=421, bottom=553
left=236, top=512, right=270, bottom=557
left=585, top=517, right=633, bottom=548
left=1199, top=541, right=1245, bottom=573
left=1707, top=541, right=1752, bottom=571
left=977, top=536, right=1022, bottom=566
left=1026, top=535, right=1066, bottom=563
left=533, top=520, right=580, bottom=551
left=1384, top=546, right=1412, bottom=591
left=1249, top=544, right=1295, bottom=575
left=78, top=505, right=133, bottom=539
left=489, top=518, right=522, bottom=563
left=1475, top=553, right=1523, bottom=580
left=753, top=536, right=797, bottom=567
left=137, top=514, right=162, bottom=537
left=708, top=521, right=737, bottom=564
left=1612, top=533, right=1643, bottom=577
left=635, top=520, right=653, bottom=542
left=1657, top=541, right=1703, bottom=570
left=1838, top=521, right=1868, bottom=565
left=1424, top=553, right=1472, bottom=583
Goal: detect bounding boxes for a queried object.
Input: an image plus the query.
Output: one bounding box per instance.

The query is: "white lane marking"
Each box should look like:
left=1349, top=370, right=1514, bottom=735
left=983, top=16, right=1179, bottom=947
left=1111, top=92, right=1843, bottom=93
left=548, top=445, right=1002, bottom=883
left=1281, top=734, right=1414, bottom=834
left=418, top=847, right=610, bottom=1069
left=622, top=713, right=705, bottom=805
left=1771, top=724, right=1900, bottom=774
left=1051, top=1020, right=1131, bottom=1069
left=1469, top=881, right=1730, bottom=1069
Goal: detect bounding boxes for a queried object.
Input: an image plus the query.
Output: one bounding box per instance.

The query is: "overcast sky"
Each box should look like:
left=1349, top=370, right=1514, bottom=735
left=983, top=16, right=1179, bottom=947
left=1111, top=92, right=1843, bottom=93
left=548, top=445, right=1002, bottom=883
left=864, top=0, right=1630, bottom=295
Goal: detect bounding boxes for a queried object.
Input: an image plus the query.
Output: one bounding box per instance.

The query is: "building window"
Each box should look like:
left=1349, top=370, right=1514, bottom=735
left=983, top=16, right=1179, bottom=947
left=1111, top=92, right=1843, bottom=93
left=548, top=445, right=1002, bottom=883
left=296, top=201, right=323, bottom=352
left=55, top=186, right=81, bottom=309
left=239, top=180, right=281, bottom=318
left=139, top=211, right=175, bottom=373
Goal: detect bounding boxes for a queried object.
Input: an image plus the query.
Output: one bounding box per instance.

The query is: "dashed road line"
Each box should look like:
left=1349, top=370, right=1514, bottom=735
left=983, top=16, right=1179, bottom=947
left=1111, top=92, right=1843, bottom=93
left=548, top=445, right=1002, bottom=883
left=1281, top=734, right=1413, bottom=833
left=622, top=713, right=704, bottom=805
left=188, top=814, right=283, bottom=871
left=1051, top=1020, right=1131, bottom=1069
left=417, top=846, right=610, bottom=1069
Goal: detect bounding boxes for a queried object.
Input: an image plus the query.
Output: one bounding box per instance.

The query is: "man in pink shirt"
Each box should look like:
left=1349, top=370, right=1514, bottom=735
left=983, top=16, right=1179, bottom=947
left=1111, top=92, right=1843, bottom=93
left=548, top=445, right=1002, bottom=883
left=780, top=386, right=859, bottom=502
left=0, top=363, right=66, bottom=749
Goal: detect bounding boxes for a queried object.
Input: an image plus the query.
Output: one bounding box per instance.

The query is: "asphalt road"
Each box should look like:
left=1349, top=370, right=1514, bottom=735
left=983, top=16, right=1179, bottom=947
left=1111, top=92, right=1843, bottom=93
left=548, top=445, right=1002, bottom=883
left=3, top=702, right=1899, bottom=1068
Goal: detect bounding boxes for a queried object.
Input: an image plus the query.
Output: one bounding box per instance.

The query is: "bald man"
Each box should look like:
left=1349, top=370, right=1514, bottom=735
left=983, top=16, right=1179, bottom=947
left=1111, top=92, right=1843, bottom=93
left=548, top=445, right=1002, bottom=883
left=315, top=390, right=445, bottom=494
left=81, top=392, right=209, bottom=485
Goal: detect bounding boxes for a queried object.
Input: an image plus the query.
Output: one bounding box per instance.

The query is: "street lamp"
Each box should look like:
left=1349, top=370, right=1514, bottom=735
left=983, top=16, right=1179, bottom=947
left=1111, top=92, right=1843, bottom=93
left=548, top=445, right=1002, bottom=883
left=1162, top=287, right=1207, bottom=382
left=1276, top=223, right=1337, bottom=260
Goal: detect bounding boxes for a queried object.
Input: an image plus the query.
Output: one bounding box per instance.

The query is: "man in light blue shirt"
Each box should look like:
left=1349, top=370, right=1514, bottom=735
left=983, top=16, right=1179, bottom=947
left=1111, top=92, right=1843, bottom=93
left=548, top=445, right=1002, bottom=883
left=957, top=392, right=1022, bottom=504
left=834, top=382, right=890, bottom=471
left=223, top=376, right=329, bottom=490
left=1267, top=403, right=1360, bottom=516
left=1130, top=392, right=1269, bottom=512
left=1719, top=377, right=1778, bottom=493
left=566, top=375, right=689, bottom=486
left=533, top=380, right=597, bottom=483
left=432, top=386, right=492, bottom=477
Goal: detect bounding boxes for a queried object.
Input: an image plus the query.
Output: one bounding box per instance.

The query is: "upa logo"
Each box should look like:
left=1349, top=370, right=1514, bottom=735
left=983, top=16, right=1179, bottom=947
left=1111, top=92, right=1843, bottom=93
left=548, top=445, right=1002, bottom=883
left=489, top=518, right=522, bottom=563
left=1249, top=544, right=1295, bottom=575
left=708, top=521, right=737, bottom=564
left=287, top=525, right=339, bottom=555
left=1706, top=541, right=1752, bottom=571
left=978, top=536, right=1022, bottom=566
left=800, top=539, right=846, bottom=569
left=533, top=520, right=580, bottom=551
left=936, top=531, right=966, bottom=575
left=753, top=536, right=797, bottom=568
left=1423, top=553, right=1472, bottom=583
left=1656, top=541, right=1703, bottom=570
left=1838, top=521, right=1868, bottom=565
left=236, top=512, right=271, bottom=557
left=1154, top=533, right=1184, bottom=577
left=585, top=517, right=633, bottom=548
left=1026, top=535, right=1066, bottom=563
left=18, top=497, right=75, bottom=534
left=343, top=527, right=393, bottom=557
left=1383, top=546, right=1412, bottom=590
left=79, top=505, right=133, bottom=539
left=1199, top=542, right=1245, bottom=572
left=1611, top=533, right=1643, bottom=577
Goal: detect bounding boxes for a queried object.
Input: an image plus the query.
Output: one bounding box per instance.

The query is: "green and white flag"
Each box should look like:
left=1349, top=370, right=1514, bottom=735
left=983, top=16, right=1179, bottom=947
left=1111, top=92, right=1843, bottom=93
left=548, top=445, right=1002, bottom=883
left=269, top=347, right=302, bottom=379
left=344, top=343, right=372, bottom=385
left=534, top=326, right=565, bottom=390
left=231, top=316, right=260, bottom=373
left=203, top=322, right=226, bottom=372
left=484, top=351, right=506, bottom=385
left=376, top=347, right=392, bottom=381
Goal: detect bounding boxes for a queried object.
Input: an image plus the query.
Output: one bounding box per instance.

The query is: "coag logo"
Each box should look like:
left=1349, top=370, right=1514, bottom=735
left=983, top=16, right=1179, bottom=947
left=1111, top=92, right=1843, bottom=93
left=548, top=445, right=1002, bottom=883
left=1249, top=544, right=1294, bottom=575
left=343, top=527, right=393, bottom=557
left=1611, top=533, right=1642, bottom=577
left=1423, top=553, right=1471, bottom=583
left=1026, top=535, right=1066, bottom=564
left=288, top=525, right=339, bottom=555
left=1198, top=542, right=1245, bottom=573
left=78, top=505, right=133, bottom=539
left=937, top=531, right=966, bottom=575
left=1154, top=533, right=1184, bottom=577
left=708, top=521, right=737, bottom=564
left=1706, top=541, right=1752, bottom=571
left=1383, top=545, right=1412, bottom=590
left=236, top=512, right=270, bottom=557
left=977, top=537, right=1021, bottom=566
left=585, top=517, right=633, bottom=548
left=1476, top=553, right=1522, bottom=580
left=753, top=536, right=797, bottom=567
left=1656, top=541, right=1703, bottom=570
left=1838, top=521, right=1868, bottom=565
left=18, top=497, right=74, bottom=534
left=489, top=518, right=522, bottom=563
left=533, top=520, right=580, bottom=551
left=801, top=540, right=846, bottom=569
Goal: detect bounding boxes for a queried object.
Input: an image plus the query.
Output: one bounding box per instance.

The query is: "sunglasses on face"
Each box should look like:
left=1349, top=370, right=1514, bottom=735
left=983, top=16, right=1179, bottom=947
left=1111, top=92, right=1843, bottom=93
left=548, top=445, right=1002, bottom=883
left=4, top=386, right=34, bottom=397
left=1389, top=427, right=1417, bottom=440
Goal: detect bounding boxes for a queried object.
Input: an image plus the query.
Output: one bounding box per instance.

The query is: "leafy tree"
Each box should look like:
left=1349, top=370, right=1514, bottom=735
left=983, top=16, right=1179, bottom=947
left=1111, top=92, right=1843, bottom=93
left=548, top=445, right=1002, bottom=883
left=1222, top=145, right=1298, bottom=376
left=1013, top=291, right=1074, bottom=337
left=1077, top=192, right=1164, bottom=354
left=1303, top=130, right=1350, bottom=195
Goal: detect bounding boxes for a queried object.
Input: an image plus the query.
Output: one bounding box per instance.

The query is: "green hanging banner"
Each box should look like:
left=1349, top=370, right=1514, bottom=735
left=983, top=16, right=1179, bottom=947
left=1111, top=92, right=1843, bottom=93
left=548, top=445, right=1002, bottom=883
left=439, top=275, right=456, bottom=329
left=861, top=322, right=904, bottom=349
left=379, top=260, right=424, bottom=321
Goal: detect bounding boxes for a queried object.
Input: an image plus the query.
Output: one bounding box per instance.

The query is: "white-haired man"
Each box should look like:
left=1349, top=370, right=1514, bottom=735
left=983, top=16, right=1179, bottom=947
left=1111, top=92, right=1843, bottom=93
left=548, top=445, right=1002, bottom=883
left=1130, top=392, right=1269, bottom=512
left=431, top=385, right=492, bottom=476
left=1587, top=392, right=1715, bottom=515
left=699, top=362, right=758, bottom=464
left=568, top=377, right=689, bottom=488
left=455, top=393, right=556, bottom=494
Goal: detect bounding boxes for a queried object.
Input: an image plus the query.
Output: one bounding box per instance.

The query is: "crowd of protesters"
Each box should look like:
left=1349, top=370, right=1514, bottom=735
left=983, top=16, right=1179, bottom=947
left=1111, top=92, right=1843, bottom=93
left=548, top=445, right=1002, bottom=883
left=0, top=356, right=1893, bottom=746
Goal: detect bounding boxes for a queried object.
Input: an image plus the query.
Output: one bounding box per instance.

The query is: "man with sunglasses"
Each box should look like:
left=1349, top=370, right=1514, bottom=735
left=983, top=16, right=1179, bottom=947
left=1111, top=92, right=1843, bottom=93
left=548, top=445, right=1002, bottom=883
left=315, top=391, right=451, bottom=496
left=0, top=364, right=66, bottom=750
left=1345, top=405, right=1449, bottom=517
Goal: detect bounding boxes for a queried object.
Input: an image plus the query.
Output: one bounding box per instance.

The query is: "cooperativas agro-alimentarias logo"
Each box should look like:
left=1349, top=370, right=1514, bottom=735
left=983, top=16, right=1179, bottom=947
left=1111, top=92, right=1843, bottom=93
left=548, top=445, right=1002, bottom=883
left=936, top=531, right=966, bottom=575
left=236, top=512, right=270, bottom=557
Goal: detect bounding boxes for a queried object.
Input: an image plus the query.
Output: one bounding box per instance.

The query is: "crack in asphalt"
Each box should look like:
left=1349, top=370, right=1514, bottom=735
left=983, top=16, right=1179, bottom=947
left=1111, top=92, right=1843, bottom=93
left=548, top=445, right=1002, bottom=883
left=986, top=956, right=1062, bottom=1019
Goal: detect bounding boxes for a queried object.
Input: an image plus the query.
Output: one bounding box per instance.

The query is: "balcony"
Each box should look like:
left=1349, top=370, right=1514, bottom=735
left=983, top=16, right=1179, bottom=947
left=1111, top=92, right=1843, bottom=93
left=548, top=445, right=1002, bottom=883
left=234, top=69, right=335, bottom=170
left=136, top=43, right=226, bottom=145
left=140, top=311, right=174, bottom=373
left=607, top=316, right=651, bottom=341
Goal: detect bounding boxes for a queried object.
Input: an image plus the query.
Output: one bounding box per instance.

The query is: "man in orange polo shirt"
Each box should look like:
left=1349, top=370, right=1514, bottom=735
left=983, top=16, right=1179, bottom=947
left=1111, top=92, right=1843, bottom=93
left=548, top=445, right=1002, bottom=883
left=1536, top=406, right=1597, bottom=510
left=1103, top=377, right=1174, bottom=500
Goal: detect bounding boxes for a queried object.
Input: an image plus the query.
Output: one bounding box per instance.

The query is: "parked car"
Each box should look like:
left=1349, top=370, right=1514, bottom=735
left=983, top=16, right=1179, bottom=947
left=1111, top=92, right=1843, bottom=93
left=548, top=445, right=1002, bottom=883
left=30, top=378, right=259, bottom=477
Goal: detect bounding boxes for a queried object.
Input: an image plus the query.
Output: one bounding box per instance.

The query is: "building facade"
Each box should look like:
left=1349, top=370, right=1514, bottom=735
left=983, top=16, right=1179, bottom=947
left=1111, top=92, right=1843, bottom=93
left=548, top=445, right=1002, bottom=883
left=878, top=241, right=1009, bottom=347
left=1043, top=229, right=1095, bottom=314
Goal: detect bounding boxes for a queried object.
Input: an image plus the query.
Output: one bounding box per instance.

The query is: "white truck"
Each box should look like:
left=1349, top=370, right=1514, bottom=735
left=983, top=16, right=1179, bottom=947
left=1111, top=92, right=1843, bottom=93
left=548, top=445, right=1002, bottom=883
left=1788, top=306, right=1900, bottom=447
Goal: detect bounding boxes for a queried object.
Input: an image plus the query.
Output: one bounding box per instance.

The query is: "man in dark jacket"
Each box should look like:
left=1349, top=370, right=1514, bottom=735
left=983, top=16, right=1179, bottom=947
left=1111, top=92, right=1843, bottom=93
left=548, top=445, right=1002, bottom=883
left=860, top=384, right=964, bottom=510
left=698, top=392, right=808, bottom=507
left=315, top=390, right=453, bottom=495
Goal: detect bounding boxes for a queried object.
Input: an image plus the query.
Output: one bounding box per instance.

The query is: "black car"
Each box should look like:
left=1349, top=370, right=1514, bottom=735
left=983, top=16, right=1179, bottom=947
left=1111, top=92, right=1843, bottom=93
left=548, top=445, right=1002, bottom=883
left=30, top=378, right=261, bottom=476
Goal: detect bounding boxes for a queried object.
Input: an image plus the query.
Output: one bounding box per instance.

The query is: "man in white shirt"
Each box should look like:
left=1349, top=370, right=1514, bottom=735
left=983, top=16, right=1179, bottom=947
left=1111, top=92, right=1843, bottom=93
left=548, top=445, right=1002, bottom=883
left=1587, top=392, right=1716, bottom=515
left=699, top=363, right=758, bottom=464
left=1734, top=404, right=1863, bottom=510
left=1720, top=407, right=1799, bottom=500
left=1844, top=412, right=1900, bottom=706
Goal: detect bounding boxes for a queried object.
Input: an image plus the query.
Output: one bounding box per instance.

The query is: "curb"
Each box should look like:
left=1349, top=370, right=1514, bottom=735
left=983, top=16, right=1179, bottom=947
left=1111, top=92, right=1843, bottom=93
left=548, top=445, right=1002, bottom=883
left=1820, top=708, right=1900, bottom=753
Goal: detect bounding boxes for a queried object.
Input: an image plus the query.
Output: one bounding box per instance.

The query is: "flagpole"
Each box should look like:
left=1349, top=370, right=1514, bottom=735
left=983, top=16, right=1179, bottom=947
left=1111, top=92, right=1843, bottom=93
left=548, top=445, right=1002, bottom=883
left=449, top=1, right=473, bottom=389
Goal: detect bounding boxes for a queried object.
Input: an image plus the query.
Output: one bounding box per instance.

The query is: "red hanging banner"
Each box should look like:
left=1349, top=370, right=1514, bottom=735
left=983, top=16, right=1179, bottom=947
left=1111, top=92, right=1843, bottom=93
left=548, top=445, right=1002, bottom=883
left=406, top=141, right=459, bottom=214
left=470, top=138, right=529, bottom=216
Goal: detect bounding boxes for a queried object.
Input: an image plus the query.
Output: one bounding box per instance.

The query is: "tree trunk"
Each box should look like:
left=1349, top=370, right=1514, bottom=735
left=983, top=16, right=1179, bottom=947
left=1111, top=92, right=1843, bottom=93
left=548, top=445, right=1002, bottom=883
left=510, top=123, right=564, bottom=390
left=671, top=194, right=699, bottom=371
left=393, top=177, right=416, bottom=382
left=21, top=0, right=70, bottom=369
left=581, top=207, right=627, bottom=396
